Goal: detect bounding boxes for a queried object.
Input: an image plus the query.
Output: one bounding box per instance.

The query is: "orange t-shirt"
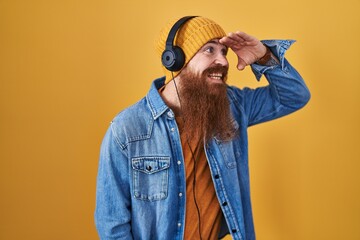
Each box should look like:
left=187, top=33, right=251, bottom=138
left=177, top=117, right=222, bottom=240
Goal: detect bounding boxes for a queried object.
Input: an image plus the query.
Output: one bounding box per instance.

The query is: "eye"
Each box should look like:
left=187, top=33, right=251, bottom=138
left=205, top=46, right=214, bottom=53
left=221, top=48, right=228, bottom=56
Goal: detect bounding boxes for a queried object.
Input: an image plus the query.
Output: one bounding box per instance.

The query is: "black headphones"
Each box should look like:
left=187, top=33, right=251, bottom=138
left=161, top=16, right=197, bottom=72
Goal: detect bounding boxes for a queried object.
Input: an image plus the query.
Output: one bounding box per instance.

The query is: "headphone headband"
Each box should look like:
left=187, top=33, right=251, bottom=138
left=161, top=16, right=197, bottom=72
left=165, top=16, right=196, bottom=48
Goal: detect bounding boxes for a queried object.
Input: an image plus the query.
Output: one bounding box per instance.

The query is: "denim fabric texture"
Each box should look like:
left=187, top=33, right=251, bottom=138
left=95, top=40, right=311, bottom=240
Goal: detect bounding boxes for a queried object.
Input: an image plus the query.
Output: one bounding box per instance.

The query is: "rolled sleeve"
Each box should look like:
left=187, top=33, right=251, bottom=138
left=251, top=39, right=296, bottom=81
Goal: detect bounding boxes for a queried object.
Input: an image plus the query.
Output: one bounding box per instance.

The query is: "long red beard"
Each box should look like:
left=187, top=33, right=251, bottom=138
left=177, top=65, right=237, bottom=143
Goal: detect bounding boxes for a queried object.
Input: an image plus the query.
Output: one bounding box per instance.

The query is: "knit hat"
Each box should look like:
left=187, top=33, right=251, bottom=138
left=156, top=16, right=226, bottom=84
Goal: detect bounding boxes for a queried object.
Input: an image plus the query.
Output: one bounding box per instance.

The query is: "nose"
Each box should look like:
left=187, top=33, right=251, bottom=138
left=214, top=53, right=229, bottom=67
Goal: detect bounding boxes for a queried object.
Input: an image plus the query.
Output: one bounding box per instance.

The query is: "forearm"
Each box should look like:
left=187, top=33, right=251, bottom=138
left=255, top=40, right=310, bottom=109
left=263, top=57, right=310, bottom=110
left=239, top=40, right=310, bottom=126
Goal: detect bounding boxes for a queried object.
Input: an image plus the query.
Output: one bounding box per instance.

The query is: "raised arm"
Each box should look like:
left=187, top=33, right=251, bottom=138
left=221, top=32, right=310, bottom=126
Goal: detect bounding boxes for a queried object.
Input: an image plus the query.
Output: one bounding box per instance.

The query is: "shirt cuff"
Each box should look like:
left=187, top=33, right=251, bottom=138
left=250, top=39, right=296, bottom=81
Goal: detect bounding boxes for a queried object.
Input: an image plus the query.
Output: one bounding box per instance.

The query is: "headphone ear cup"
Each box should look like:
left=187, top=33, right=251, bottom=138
left=161, top=46, right=185, bottom=72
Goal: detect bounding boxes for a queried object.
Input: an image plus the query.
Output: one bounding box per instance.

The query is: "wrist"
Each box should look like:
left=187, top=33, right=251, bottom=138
left=256, top=46, right=272, bottom=65
left=256, top=46, right=280, bottom=66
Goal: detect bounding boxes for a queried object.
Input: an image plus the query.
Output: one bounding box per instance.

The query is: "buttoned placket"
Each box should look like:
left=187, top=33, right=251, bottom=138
left=166, top=110, right=186, bottom=239
left=204, top=144, right=243, bottom=240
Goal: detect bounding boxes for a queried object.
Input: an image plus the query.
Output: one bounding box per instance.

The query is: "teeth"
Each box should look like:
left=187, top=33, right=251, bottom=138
left=209, top=73, right=223, bottom=80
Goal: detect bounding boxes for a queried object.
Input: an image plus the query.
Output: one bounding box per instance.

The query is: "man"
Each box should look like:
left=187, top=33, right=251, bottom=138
left=95, top=16, right=310, bottom=240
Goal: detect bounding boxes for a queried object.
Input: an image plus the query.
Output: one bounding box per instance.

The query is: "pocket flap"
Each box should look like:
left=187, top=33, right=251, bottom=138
left=132, top=157, right=170, bottom=174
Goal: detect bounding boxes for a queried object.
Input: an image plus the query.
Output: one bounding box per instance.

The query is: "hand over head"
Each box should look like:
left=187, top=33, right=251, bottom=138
left=219, top=31, right=267, bottom=70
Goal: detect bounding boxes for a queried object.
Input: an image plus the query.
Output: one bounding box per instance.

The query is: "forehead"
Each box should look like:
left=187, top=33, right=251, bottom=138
left=202, top=38, right=227, bottom=48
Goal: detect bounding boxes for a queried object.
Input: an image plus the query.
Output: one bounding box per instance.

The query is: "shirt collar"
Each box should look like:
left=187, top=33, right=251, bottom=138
left=146, top=77, right=169, bottom=120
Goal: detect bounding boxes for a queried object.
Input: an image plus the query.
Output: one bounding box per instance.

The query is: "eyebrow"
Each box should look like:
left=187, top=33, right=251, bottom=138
left=204, top=40, right=228, bottom=49
left=207, top=40, right=219, bottom=44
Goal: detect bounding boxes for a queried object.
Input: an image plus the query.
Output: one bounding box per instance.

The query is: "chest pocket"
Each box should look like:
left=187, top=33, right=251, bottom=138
left=132, top=156, right=170, bottom=201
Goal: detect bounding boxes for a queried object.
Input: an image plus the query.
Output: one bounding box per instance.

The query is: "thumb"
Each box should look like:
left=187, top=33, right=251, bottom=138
left=237, top=56, right=247, bottom=70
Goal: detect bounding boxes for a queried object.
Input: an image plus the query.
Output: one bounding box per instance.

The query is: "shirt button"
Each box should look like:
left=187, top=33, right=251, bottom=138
left=177, top=160, right=181, bottom=165
left=170, top=127, right=175, bottom=132
left=179, top=193, right=183, bottom=197
left=167, top=111, right=174, bottom=118
left=214, top=174, right=220, bottom=179
left=177, top=223, right=182, bottom=227
left=222, top=202, right=228, bottom=206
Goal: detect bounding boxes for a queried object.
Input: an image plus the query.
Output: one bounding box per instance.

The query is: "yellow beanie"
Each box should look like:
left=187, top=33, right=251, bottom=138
left=156, top=16, right=226, bottom=84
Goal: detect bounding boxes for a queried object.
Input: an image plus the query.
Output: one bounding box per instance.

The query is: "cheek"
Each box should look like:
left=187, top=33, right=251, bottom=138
left=192, top=65, right=208, bottom=76
left=183, top=65, right=202, bottom=77
left=187, top=57, right=210, bottom=73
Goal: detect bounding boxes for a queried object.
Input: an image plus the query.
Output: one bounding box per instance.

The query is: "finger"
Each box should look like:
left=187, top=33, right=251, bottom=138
left=227, top=32, right=246, bottom=43
left=219, top=36, right=240, bottom=48
left=234, top=31, right=257, bottom=42
left=221, top=34, right=249, bottom=49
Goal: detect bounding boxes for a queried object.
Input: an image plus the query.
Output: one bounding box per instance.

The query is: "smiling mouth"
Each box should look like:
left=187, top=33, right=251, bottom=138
left=204, top=65, right=228, bottom=83
left=208, top=73, right=224, bottom=82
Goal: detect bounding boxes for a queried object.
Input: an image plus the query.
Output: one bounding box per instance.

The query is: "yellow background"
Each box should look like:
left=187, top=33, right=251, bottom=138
left=0, top=0, right=359, bottom=239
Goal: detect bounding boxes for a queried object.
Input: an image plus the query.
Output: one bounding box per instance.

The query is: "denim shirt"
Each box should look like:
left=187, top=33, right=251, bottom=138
left=95, top=40, right=311, bottom=240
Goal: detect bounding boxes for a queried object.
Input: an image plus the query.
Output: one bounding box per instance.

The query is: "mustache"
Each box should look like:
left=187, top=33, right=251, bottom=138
left=202, top=65, right=229, bottom=80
